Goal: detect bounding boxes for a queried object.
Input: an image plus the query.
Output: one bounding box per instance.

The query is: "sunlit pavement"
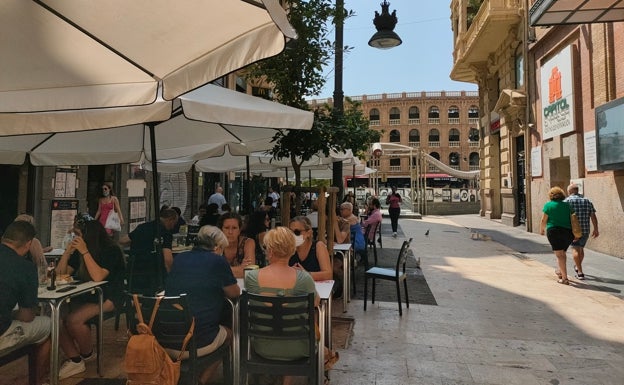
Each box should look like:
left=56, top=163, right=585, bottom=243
left=3, top=214, right=623, bottom=385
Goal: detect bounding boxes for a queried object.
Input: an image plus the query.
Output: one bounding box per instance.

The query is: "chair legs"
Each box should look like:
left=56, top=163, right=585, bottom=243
left=363, top=277, right=410, bottom=317
left=395, top=281, right=402, bottom=316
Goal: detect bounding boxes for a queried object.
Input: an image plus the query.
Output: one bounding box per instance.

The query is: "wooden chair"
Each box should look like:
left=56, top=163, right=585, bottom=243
left=0, top=345, right=36, bottom=385
left=363, top=238, right=413, bottom=316
left=127, top=294, right=232, bottom=385
left=239, top=291, right=318, bottom=385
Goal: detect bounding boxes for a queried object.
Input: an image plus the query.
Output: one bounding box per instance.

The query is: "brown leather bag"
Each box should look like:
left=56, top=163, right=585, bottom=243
left=570, top=213, right=582, bottom=239
left=125, top=295, right=194, bottom=385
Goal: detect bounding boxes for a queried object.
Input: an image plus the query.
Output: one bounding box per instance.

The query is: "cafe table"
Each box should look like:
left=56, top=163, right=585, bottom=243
left=38, top=281, right=106, bottom=385
left=332, top=243, right=353, bottom=311
left=231, top=278, right=335, bottom=385
left=43, top=248, right=65, bottom=261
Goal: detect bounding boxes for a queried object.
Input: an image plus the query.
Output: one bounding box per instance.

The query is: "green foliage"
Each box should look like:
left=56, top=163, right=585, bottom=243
left=245, top=0, right=379, bottom=187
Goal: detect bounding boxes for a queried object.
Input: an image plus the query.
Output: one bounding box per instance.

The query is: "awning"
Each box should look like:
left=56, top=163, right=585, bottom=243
left=530, top=0, right=624, bottom=26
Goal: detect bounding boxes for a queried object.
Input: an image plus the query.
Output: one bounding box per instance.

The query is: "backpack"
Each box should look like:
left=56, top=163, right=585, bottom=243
left=125, top=295, right=194, bottom=385
left=350, top=224, right=366, bottom=252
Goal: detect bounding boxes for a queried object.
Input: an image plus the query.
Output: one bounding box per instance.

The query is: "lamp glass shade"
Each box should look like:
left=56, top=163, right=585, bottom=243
left=368, top=30, right=402, bottom=49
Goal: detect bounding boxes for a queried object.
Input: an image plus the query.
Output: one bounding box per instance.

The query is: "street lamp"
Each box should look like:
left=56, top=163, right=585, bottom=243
left=332, top=1, right=401, bottom=198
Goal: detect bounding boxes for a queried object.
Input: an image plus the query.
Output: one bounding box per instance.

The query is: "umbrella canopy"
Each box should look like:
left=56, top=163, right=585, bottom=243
left=0, top=85, right=313, bottom=166
left=1, top=0, right=295, bottom=115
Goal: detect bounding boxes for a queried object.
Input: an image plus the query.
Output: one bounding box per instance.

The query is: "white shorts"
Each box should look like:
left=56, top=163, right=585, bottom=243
left=0, top=316, right=50, bottom=356
left=165, top=325, right=228, bottom=360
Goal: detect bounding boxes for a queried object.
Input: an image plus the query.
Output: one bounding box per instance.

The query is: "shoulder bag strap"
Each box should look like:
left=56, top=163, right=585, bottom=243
left=174, top=317, right=195, bottom=362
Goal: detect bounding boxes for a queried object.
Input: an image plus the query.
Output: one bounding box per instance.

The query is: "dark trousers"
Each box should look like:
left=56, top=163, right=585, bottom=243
left=388, top=207, right=400, bottom=233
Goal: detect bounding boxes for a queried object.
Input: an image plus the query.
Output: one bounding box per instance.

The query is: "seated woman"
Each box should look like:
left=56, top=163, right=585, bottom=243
left=56, top=214, right=125, bottom=380
left=244, top=210, right=270, bottom=267
left=288, top=216, right=332, bottom=281
left=245, top=227, right=337, bottom=385
left=218, top=212, right=256, bottom=278
left=166, top=225, right=240, bottom=385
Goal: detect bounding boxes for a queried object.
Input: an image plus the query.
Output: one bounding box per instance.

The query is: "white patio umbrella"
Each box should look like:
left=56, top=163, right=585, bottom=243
left=1, top=0, right=295, bottom=117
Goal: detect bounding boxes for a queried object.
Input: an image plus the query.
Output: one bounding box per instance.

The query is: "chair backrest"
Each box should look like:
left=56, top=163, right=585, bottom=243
left=239, top=291, right=316, bottom=361
left=127, top=294, right=197, bottom=359
left=126, top=250, right=166, bottom=295
left=364, top=221, right=379, bottom=243
left=395, top=238, right=413, bottom=276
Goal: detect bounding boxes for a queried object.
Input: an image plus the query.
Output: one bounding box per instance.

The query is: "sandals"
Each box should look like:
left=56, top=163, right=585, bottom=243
left=557, top=278, right=570, bottom=285
left=324, top=350, right=339, bottom=371
left=555, top=269, right=562, bottom=279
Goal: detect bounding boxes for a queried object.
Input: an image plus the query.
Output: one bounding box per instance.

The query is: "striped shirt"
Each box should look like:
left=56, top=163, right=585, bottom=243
left=564, top=194, right=596, bottom=235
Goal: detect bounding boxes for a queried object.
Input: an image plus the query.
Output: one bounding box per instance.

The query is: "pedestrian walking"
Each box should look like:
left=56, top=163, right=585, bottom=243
left=539, top=186, right=577, bottom=285
left=207, top=186, right=227, bottom=213
left=386, top=186, right=402, bottom=238
left=564, top=183, right=599, bottom=280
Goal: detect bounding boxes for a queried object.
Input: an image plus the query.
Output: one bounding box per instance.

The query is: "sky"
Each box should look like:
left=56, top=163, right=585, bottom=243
left=317, top=0, right=477, bottom=99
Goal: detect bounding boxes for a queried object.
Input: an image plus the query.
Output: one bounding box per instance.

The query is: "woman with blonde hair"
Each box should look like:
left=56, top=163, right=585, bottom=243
left=540, top=186, right=577, bottom=285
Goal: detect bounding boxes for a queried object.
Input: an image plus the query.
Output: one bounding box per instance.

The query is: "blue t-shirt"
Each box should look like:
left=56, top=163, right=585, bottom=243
left=0, top=244, right=38, bottom=335
left=165, top=248, right=237, bottom=347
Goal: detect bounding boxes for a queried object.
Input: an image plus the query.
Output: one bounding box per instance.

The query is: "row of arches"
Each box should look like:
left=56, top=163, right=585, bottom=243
left=383, top=152, right=480, bottom=167
left=369, top=105, right=479, bottom=121
left=388, top=128, right=480, bottom=143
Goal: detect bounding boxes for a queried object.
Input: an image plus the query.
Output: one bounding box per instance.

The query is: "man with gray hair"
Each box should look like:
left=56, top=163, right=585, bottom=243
left=207, top=186, right=227, bottom=214
left=165, top=225, right=239, bottom=384
left=564, top=183, right=599, bottom=279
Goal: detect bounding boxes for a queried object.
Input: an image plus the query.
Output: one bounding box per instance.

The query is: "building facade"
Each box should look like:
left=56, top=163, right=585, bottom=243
left=450, top=0, right=624, bottom=258
left=311, top=91, right=480, bottom=189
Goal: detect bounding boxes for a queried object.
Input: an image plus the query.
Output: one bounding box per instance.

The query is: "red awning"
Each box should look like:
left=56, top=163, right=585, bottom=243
left=425, top=173, right=451, bottom=178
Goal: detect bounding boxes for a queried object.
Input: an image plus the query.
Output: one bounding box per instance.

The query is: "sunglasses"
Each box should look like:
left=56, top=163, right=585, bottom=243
left=291, top=229, right=306, bottom=236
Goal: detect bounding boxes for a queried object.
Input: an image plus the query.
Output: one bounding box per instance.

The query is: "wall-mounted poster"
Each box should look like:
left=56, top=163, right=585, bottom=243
left=459, top=189, right=469, bottom=202
left=129, top=197, right=147, bottom=233
left=50, top=200, right=78, bottom=249
left=451, top=189, right=461, bottom=202
left=54, top=168, right=77, bottom=198
left=426, top=188, right=434, bottom=202
left=433, top=188, right=443, bottom=203
left=540, top=45, right=575, bottom=140
left=442, top=189, right=452, bottom=202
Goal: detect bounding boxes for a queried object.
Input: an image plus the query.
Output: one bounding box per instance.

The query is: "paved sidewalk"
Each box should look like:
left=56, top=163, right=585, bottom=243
left=332, top=214, right=624, bottom=385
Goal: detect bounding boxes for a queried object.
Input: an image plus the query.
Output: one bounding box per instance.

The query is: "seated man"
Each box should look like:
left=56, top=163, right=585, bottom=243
left=119, top=208, right=178, bottom=295
left=165, top=225, right=240, bottom=384
left=0, top=221, right=51, bottom=385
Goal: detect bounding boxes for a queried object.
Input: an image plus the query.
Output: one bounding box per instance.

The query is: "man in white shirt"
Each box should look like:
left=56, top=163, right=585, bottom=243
left=267, top=187, right=279, bottom=208
left=207, top=186, right=227, bottom=213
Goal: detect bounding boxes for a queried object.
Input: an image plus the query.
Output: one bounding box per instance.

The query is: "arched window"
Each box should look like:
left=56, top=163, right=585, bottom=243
left=468, top=105, right=479, bottom=119
left=389, top=107, right=401, bottom=120
left=428, top=106, right=440, bottom=119
left=449, top=152, right=460, bottom=166
left=449, top=128, right=460, bottom=142
left=428, top=128, right=440, bottom=142
left=429, top=152, right=440, bottom=160
left=469, top=152, right=479, bottom=166
left=408, top=106, right=420, bottom=119
left=408, top=129, right=420, bottom=144
left=469, top=128, right=479, bottom=142
left=369, top=108, right=380, bottom=121
left=389, top=129, right=401, bottom=143
left=448, top=106, right=459, bottom=118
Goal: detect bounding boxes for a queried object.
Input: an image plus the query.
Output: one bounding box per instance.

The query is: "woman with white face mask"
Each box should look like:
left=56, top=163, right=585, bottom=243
left=94, top=182, right=123, bottom=237
left=287, top=216, right=332, bottom=281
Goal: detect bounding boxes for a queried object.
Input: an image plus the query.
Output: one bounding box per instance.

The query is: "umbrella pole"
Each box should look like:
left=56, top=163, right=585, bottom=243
left=352, top=163, right=356, bottom=197
left=148, top=123, right=160, bottom=239
left=245, top=156, right=251, bottom=214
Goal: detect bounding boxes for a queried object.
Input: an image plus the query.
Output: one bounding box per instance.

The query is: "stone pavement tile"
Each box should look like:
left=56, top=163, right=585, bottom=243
left=431, top=346, right=557, bottom=372
left=467, top=363, right=541, bottom=385
left=560, top=343, right=624, bottom=362
left=327, top=369, right=376, bottom=385
left=406, top=359, right=473, bottom=383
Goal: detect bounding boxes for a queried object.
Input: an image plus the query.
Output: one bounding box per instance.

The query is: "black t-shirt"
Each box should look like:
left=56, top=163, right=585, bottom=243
left=0, top=244, right=38, bottom=335
left=129, top=220, right=173, bottom=256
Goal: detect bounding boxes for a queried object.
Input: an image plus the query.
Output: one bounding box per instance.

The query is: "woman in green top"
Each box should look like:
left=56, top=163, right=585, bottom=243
left=540, top=186, right=577, bottom=285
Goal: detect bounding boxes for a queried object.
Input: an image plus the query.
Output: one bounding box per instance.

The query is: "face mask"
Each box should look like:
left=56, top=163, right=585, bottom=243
left=294, top=235, right=305, bottom=247
left=103, top=191, right=110, bottom=197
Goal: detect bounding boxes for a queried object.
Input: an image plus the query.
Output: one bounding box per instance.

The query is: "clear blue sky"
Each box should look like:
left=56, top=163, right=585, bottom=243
left=317, top=0, right=477, bottom=99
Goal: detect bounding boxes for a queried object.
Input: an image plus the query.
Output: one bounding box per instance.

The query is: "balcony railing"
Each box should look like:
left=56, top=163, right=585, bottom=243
left=448, top=118, right=460, bottom=124
left=450, top=165, right=460, bottom=170
left=428, top=141, right=440, bottom=147
left=428, top=165, right=439, bottom=172
left=449, top=141, right=460, bottom=147
left=389, top=166, right=401, bottom=171
left=469, top=165, right=480, bottom=171
left=408, top=141, right=420, bottom=147
left=428, top=118, right=440, bottom=124
left=469, top=141, right=479, bottom=148
left=389, top=119, right=401, bottom=125
left=408, top=118, right=420, bottom=125
left=369, top=120, right=380, bottom=126
left=468, top=118, right=479, bottom=124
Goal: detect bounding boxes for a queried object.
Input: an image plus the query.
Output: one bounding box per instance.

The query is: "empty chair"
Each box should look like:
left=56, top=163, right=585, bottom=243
left=363, top=238, right=413, bottom=316
left=239, top=291, right=318, bottom=385
left=126, top=294, right=232, bottom=385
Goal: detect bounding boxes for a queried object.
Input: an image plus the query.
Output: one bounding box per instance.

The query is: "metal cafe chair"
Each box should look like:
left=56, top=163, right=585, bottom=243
left=363, top=238, right=413, bottom=316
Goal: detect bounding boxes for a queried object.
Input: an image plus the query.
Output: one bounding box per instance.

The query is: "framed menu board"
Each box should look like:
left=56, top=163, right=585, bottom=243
left=50, top=200, right=79, bottom=249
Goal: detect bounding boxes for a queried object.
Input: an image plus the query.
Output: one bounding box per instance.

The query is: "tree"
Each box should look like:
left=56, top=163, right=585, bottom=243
left=245, top=0, right=381, bottom=187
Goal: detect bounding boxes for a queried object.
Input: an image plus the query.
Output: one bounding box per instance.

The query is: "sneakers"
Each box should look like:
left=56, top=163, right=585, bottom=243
left=58, top=359, right=86, bottom=380
left=392, top=232, right=397, bottom=238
